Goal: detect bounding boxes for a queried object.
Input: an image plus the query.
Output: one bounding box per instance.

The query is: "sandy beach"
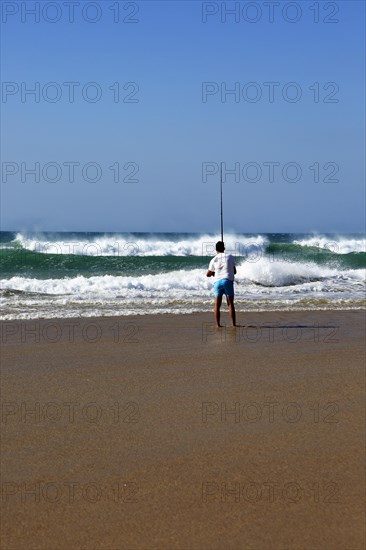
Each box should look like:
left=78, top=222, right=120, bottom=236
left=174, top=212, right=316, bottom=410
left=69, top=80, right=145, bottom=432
left=1, top=309, right=365, bottom=549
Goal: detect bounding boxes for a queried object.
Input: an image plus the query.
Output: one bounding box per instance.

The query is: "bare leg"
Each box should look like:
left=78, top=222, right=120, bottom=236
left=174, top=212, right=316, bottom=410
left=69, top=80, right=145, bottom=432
left=227, top=295, right=236, bottom=327
left=214, top=296, right=223, bottom=328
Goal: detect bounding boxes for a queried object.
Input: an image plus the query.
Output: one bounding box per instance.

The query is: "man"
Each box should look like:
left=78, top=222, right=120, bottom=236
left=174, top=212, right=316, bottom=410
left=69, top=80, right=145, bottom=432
left=206, top=241, right=236, bottom=328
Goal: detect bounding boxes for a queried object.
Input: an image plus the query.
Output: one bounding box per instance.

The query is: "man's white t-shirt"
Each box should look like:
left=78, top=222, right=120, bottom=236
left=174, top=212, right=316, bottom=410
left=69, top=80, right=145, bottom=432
left=208, top=253, right=236, bottom=282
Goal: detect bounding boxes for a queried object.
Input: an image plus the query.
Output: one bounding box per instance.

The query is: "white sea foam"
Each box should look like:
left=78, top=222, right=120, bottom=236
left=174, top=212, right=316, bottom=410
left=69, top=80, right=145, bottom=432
left=236, top=258, right=364, bottom=287
left=293, top=236, right=366, bottom=254
left=1, top=260, right=364, bottom=297
left=13, top=232, right=268, bottom=257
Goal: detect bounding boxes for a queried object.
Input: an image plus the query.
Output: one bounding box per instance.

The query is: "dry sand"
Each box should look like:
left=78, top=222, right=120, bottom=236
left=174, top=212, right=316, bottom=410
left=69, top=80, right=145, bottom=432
left=1, top=310, right=365, bottom=549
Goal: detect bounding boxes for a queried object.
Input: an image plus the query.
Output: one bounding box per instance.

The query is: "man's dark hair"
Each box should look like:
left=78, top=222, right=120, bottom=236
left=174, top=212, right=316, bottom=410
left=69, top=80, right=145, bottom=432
left=216, top=241, right=225, bottom=252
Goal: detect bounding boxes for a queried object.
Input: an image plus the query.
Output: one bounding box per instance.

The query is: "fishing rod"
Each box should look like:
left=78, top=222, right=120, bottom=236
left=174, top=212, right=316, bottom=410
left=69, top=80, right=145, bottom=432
left=219, top=161, right=241, bottom=287
left=220, top=161, right=224, bottom=242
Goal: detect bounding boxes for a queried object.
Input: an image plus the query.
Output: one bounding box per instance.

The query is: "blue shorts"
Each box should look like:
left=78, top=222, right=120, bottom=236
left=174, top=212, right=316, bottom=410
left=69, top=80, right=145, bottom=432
left=213, top=279, right=234, bottom=298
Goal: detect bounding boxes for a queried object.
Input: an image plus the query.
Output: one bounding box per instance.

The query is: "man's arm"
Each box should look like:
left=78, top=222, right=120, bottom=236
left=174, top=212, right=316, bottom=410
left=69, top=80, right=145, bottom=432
left=207, top=258, right=215, bottom=277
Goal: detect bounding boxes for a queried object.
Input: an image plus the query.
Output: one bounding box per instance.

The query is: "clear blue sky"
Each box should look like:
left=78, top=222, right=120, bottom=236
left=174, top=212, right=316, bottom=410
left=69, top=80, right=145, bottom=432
left=1, top=0, right=365, bottom=233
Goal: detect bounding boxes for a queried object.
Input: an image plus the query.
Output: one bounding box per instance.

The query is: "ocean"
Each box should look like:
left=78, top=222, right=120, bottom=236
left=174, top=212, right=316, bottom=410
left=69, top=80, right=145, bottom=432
left=0, top=231, right=365, bottom=320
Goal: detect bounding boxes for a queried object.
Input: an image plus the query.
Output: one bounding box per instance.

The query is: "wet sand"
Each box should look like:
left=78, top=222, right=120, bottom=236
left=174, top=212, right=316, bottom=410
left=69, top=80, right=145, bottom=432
left=1, top=310, right=365, bottom=549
